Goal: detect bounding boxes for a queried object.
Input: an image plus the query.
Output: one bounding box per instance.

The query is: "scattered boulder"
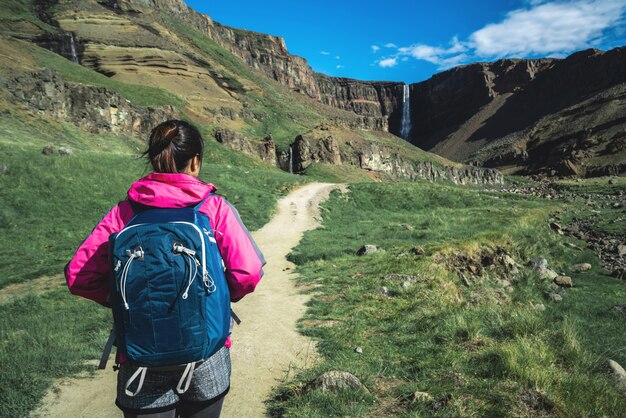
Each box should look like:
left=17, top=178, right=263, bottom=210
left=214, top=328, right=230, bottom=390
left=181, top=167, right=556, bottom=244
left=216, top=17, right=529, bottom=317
left=548, top=293, right=563, bottom=302
left=0, top=163, right=7, bottom=174
left=378, top=286, right=389, bottom=297
left=617, top=244, right=626, bottom=258
left=42, top=146, right=54, bottom=155
left=609, top=177, right=619, bottom=185
left=607, top=360, right=626, bottom=391
left=354, top=347, right=363, bottom=354
left=401, top=281, right=412, bottom=289
left=528, top=258, right=549, bottom=272
left=542, top=269, right=559, bottom=280
left=410, top=391, right=433, bottom=403
left=554, top=276, right=573, bottom=288
left=308, top=371, right=369, bottom=393
left=615, top=303, right=626, bottom=315
left=502, top=255, right=521, bottom=274
left=571, top=263, right=592, bottom=273
left=534, top=303, right=546, bottom=311
left=613, top=268, right=626, bottom=280
left=497, top=279, right=512, bottom=287
left=356, top=245, right=385, bottom=256
left=400, top=223, right=414, bottom=231
left=550, top=222, right=564, bottom=235
left=58, top=147, right=71, bottom=156
left=410, top=246, right=425, bottom=256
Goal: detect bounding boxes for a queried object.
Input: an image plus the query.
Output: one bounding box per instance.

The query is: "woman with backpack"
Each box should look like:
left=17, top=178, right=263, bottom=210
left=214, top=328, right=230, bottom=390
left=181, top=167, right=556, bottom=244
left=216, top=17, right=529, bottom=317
left=66, top=120, right=265, bottom=418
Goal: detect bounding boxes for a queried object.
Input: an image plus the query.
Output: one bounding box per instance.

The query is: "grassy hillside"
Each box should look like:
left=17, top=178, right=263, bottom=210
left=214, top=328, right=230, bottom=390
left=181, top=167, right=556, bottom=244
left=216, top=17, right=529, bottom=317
left=270, top=181, right=626, bottom=417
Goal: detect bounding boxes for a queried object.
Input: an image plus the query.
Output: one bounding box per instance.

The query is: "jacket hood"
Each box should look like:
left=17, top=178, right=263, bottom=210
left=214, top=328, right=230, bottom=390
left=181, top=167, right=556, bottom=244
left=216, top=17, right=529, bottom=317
left=127, top=172, right=217, bottom=208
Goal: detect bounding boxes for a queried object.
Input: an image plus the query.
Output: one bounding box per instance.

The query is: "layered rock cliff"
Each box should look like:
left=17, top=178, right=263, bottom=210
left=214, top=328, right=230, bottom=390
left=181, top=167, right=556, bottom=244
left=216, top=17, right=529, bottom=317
left=4, top=69, right=178, bottom=136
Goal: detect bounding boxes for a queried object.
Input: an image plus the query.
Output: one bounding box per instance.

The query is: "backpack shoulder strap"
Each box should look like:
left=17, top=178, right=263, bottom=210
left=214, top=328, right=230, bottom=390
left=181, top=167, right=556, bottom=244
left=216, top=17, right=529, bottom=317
left=128, top=199, right=149, bottom=214
left=193, top=193, right=216, bottom=212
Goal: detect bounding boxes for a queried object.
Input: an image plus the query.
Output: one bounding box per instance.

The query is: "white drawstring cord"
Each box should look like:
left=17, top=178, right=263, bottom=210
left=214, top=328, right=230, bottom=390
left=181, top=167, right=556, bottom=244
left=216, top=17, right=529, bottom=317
left=120, top=248, right=143, bottom=310
left=173, top=244, right=201, bottom=299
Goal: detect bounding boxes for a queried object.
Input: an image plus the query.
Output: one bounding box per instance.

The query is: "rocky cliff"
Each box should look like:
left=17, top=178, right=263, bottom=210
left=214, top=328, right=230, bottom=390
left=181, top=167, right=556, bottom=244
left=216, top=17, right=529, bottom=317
left=4, top=69, right=178, bottom=136
left=406, top=47, right=626, bottom=177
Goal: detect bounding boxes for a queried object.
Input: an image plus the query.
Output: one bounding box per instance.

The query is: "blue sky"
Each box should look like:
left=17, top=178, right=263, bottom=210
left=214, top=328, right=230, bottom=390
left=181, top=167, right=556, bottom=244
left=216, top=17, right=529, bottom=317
left=187, top=0, right=626, bottom=83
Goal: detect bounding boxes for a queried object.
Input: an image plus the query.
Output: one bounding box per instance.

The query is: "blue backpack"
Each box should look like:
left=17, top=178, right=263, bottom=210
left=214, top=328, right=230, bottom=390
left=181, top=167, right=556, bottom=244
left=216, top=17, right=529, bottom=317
left=107, top=196, right=231, bottom=396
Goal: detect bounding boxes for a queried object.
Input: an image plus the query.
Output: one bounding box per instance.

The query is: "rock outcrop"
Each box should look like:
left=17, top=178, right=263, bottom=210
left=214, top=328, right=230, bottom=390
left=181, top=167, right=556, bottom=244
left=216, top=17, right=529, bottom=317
left=214, top=125, right=503, bottom=185
left=4, top=70, right=178, bottom=136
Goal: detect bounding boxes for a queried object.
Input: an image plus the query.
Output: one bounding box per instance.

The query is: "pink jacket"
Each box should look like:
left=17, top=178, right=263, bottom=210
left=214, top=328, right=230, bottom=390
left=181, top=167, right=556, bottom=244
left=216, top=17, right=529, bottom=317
left=66, top=172, right=265, bottom=310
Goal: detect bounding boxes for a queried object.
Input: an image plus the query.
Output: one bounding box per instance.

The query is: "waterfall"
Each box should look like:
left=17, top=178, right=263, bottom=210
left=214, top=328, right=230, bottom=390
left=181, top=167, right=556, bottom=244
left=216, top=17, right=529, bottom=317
left=400, top=84, right=411, bottom=140
left=69, top=33, right=79, bottom=64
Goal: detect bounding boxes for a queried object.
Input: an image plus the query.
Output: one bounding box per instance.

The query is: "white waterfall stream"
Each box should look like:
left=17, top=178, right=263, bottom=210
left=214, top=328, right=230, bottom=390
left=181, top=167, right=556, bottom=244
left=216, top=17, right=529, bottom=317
left=69, top=33, right=79, bottom=64
left=400, top=84, right=411, bottom=140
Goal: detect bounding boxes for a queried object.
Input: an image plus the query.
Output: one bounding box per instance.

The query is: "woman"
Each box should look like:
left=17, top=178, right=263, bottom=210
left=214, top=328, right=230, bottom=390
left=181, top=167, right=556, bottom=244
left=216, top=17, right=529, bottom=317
left=66, top=120, right=265, bottom=417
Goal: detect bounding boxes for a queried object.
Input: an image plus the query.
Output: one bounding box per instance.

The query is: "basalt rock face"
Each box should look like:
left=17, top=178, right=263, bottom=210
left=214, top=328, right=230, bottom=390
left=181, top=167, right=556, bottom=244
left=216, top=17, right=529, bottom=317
left=409, top=58, right=555, bottom=153
left=408, top=48, right=626, bottom=177
left=207, top=23, right=321, bottom=99
left=102, top=0, right=398, bottom=126
left=314, top=74, right=403, bottom=132
left=4, top=70, right=178, bottom=136
left=300, top=134, right=502, bottom=184
left=214, top=128, right=277, bottom=166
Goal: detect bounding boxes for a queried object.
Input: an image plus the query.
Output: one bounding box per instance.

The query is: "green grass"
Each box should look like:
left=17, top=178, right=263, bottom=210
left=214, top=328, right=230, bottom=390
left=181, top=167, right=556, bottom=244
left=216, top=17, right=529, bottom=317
left=0, top=289, right=111, bottom=417
left=0, top=0, right=54, bottom=31
left=271, top=182, right=626, bottom=417
left=0, top=138, right=302, bottom=288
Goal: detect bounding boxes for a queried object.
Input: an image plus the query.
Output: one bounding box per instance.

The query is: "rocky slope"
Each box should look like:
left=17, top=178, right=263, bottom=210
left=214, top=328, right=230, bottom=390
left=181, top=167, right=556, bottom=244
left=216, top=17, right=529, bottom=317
left=411, top=48, right=626, bottom=177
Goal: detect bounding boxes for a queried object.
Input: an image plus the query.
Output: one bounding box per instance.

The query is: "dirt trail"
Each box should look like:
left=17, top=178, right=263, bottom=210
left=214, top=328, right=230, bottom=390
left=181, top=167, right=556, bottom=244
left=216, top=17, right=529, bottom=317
left=35, top=182, right=341, bottom=417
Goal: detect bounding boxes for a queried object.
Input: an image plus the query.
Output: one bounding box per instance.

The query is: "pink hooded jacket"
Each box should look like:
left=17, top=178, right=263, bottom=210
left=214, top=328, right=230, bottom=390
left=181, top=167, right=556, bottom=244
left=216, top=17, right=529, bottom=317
left=65, top=173, right=265, bottom=347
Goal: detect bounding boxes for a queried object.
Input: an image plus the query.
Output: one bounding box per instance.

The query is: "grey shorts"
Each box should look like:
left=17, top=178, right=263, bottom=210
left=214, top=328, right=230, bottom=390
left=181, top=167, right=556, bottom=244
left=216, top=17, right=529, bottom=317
left=116, top=346, right=231, bottom=414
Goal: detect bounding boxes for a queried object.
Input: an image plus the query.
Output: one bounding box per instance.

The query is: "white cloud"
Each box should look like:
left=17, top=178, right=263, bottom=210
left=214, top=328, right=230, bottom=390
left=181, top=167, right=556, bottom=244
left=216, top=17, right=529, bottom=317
left=373, top=0, right=626, bottom=70
left=470, top=0, right=626, bottom=57
left=336, top=55, right=341, bottom=59
left=336, top=65, right=345, bottom=69
left=320, top=51, right=330, bottom=55
left=378, top=57, right=398, bottom=68
left=371, top=45, right=380, bottom=53
left=384, top=43, right=397, bottom=48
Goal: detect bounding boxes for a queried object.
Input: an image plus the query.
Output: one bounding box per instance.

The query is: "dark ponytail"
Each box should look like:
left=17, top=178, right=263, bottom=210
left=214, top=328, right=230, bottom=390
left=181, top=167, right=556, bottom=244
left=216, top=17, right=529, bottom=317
left=145, top=120, right=204, bottom=173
